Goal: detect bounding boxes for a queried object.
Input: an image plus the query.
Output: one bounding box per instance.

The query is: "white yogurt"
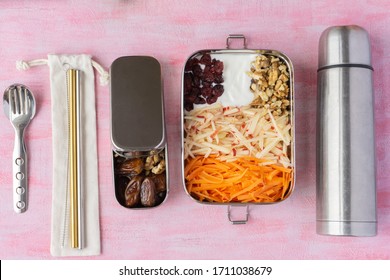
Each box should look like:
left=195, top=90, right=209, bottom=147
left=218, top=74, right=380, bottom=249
left=212, top=53, right=257, bottom=107
left=193, top=53, right=257, bottom=109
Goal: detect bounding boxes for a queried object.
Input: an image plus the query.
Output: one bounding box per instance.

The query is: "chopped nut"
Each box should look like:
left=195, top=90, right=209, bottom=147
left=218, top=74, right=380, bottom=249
left=279, top=64, right=287, bottom=73
left=247, top=55, right=290, bottom=115
left=250, top=83, right=257, bottom=92
left=259, top=79, right=268, bottom=89
left=259, top=59, right=270, bottom=68
left=259, top=91, right=269, bottom=102
left=268, top=68, right=279, bottom=86
left=279, top=73, right=289, bottom=82
left=275, top=79, right=282, bottom=90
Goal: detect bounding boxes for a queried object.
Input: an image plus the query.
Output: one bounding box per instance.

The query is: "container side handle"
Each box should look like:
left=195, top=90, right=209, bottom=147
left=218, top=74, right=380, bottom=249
left=226, top=34, right=247, bottom=49
left=227, top=205, right=249, bottom=225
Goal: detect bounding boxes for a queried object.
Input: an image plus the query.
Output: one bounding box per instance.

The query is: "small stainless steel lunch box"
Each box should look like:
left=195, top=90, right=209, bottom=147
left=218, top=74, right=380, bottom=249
left=110, top=56, right=169, bottom=209
left=180, top=35, right=295, bottom=224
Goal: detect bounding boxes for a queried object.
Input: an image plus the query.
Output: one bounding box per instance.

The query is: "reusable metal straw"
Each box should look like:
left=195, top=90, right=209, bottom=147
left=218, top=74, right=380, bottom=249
left=67, top=69, right=83, bottom=249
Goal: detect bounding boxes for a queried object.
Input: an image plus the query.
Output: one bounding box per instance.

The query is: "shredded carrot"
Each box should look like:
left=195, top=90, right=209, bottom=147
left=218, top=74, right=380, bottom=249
left=185, top=155, right=293, bottom=203
left=186, top=166, right=205, bottom=181
left=270, top=164, right=292, bottom=173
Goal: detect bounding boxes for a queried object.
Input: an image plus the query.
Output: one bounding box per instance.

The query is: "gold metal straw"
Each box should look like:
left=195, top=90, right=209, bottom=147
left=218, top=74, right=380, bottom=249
left=67, top=69, right=82, bottom=249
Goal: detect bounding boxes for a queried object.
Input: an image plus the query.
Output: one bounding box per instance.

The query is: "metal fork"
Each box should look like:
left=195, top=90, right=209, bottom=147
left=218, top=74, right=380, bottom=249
left=3, top=84, right=36, bottom=213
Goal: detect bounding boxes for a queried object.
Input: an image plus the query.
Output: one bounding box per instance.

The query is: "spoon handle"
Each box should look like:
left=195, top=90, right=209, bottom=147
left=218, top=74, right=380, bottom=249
left=13, top=128, right=28, bottom=213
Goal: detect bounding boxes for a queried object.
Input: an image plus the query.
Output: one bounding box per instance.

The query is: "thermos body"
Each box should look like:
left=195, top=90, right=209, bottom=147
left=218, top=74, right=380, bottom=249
left=316, top=26, right=377, bottom=236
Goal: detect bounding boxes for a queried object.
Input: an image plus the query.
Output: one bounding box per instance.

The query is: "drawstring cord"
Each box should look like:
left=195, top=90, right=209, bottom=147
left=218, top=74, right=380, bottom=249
left=91, top=60, right=110, bottom=86
left=16, top=58, right=110, bottom=86
left=16, top=59, right=48, bottom=70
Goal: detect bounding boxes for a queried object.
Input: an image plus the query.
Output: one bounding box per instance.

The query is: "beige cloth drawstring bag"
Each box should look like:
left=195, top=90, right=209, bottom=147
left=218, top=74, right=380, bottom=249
left=17, top=54, right=108, bottom=256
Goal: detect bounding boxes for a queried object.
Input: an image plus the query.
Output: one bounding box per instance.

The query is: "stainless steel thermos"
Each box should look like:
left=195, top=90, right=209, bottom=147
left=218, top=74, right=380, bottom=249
left=317, top=25, right=377, bottom=236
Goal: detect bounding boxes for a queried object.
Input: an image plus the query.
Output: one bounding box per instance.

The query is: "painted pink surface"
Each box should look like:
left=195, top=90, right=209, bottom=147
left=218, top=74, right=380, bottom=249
left=0, top=0, right=389, bottom=260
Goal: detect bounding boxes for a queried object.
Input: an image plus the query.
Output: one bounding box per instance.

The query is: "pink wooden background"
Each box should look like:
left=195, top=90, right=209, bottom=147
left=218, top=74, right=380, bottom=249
left=0, top=0, right=389, bottom=260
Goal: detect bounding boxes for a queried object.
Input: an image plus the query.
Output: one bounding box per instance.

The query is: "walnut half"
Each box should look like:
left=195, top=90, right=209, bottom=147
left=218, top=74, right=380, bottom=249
left=145, top=151, right=166, bottom=175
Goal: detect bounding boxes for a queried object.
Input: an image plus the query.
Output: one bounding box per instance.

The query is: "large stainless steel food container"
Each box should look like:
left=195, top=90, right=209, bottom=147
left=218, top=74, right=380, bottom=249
left=316, top=25, right=377, bottom=236
left=181, top=35, right=295, bottom=224
left=110, top=56, right=169, bottom=209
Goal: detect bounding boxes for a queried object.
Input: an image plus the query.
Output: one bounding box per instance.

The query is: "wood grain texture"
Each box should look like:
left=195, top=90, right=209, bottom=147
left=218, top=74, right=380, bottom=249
left=0, top=0, right=389, bottom=259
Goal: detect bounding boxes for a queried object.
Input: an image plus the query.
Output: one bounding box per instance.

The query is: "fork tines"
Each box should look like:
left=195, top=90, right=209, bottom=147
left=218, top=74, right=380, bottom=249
left=9, top=85, right=30, bottom=115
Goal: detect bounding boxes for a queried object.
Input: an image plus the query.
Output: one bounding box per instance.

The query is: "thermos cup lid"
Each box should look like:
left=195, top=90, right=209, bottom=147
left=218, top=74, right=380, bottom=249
left=318, top=25, right=372, bottom=69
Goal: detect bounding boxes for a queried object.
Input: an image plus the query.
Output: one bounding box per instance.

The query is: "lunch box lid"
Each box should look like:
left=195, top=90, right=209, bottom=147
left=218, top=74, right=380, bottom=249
left=110, top=56, right=165, bottom=154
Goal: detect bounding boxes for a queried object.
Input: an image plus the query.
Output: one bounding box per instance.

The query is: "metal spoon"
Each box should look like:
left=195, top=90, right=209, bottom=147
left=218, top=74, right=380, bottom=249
left=3, top=84, right=36, bottom=213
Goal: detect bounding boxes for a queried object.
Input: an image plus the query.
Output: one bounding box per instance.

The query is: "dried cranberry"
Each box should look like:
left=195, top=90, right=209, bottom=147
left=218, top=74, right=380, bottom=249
left=203, top=65, right=211, bottom=73
left=185, top=58, right=199, bottom=71
left=184, top=72, right=193, bottom=82
left=213, top=85, right=224, bottom=97
left=202, top=81, right=211, bottom=88
left=214, top=74, right=224, bottom=83
left=194, top=97, right=206, bottom=104
left=184, top=94, right=196, bottom=103
left=184, top=54, right=224, bottom=109
left=203, top=71, right=214, bottom=83
left=191, top=87, right=201, bottom=97
left=206, top=96, right=218, bottom=104
left=201, top=86, right=213, bottom=97
left=200, top=53, right=212, bottom=65
left=192, top=64, right=202, bottom=77
left=213, top=60, right=224, bottom=74
left=193, top=76, right=201, bottom=87
left=184, top=73, right=193, bottom=93
left=194, top=97, right=202, bottom=104
left=184, top=102, right=194, bottom=111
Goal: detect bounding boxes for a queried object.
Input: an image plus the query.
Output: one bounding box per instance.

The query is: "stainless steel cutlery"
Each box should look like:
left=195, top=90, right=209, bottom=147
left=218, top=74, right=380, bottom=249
left=3, top=84, right=36, bottom=213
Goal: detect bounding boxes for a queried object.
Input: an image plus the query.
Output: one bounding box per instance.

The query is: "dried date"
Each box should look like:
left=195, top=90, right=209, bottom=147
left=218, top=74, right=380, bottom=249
left=115, top=151, right=167, bottom=208
left=125, top=176, right=142, bottom=207
left=151, top=173, right=166, bottom=193
left=117, top=158, right=144, bottom=175
left=140, top=177, right=156, bottom=207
